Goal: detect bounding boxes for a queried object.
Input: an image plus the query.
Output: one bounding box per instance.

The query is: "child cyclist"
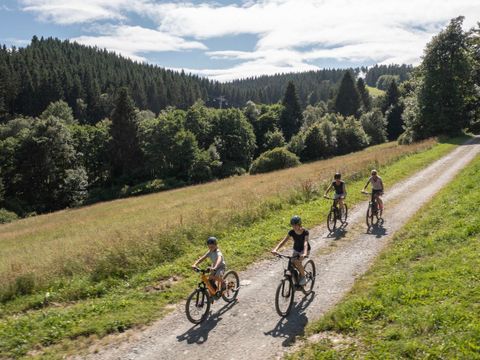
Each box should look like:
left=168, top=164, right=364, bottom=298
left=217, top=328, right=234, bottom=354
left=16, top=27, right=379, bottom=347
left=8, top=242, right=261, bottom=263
left=271, top=215, right=310, bottom=286
left=324, top=172, right=347, bottom=216
left=192, top=237, right=226, bottom=293
left=362, top=169, right=384, bottom=217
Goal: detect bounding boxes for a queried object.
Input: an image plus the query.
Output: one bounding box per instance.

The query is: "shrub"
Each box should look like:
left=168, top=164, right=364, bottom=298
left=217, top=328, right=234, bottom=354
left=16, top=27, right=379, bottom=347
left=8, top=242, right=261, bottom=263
left=0, top=208, right=18, bottom=223
left=250, top=147, right=301, bottom=174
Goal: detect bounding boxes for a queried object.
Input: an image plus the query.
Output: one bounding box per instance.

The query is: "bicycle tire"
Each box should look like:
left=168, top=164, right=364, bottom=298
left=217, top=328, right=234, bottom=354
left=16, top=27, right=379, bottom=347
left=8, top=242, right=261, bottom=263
left=302, top=260, right=316, bottom=295
left=327, top=210, right=336, bottom=232
left=275, top=277, right=294, bottom=317
left=341, top=204, right=348, bottom=223
left=222, top=270, right=240, bottom=303
left=185, top=288, right=210, bottom=324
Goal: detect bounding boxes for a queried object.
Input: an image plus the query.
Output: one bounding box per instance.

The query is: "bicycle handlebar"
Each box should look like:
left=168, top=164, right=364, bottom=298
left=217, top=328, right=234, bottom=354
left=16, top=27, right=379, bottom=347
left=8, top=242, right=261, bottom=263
left=192, top=267, right=210, bottom=274
left=274, top=253, right=305, bottom=260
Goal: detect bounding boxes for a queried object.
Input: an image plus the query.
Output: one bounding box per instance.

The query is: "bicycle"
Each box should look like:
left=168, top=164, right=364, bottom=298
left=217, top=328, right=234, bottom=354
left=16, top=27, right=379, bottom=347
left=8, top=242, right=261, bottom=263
left=185, top=267, right=240, bottom=324
left=274, top=254, right=316, bottom=317
left=324, top=195, right=348, bottom=232
left=361, top=191, right=383, bottom=228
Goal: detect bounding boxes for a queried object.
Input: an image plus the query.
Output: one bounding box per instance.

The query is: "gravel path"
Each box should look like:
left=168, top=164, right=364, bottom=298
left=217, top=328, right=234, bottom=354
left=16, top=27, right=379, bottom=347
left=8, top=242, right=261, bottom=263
left=84, top=137, right=480, bottom=360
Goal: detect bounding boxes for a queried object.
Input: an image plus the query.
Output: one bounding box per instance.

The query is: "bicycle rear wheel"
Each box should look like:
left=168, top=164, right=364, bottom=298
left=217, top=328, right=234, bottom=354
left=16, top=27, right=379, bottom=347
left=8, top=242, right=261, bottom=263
left=275, top=277, right=294, bottom=317
left=185, top=288, right=210, bottom=324
left=302, top=260, right=316, bottom=295
left=327, top=210, right=336, bottom=232
left=366, top=205, right=379, bottom=228
left=341, top=204, right=348, bottom=223
left=222, top=270, right=240, bottom=303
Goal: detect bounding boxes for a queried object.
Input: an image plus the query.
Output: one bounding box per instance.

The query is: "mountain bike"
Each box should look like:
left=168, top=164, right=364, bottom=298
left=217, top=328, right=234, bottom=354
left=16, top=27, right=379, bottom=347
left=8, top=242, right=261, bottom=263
left=361, top=191, right=383, bottom=228
left=185, top=267, right=240, bottom=324
left=324, top=195, right=348, bottom=232
left=274, top=254, right=316, bottom=317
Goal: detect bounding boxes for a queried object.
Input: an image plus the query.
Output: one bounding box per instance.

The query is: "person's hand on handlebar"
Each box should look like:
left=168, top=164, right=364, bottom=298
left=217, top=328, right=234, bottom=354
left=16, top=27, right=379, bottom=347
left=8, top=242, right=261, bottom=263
left=271, top=249, right=279, bottom=256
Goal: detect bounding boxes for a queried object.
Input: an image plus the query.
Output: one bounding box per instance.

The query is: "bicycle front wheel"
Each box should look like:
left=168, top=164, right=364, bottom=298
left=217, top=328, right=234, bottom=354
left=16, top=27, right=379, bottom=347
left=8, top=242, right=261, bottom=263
left=222, top=270, right=240, bottom=303
left=275, top=277, right=294, bottom=317
left=185, top=288, right=211, bottom=324
left=366, top=205, right=378, bottom=228
left=302, top=260, right=316, bottom=295
left=327, top=210, right=336, bottom=232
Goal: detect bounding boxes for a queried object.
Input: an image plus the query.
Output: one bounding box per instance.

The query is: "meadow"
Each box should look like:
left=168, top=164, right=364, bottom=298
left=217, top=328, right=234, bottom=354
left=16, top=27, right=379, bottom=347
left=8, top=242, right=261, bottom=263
left=0, top=136, right=469, bottom=358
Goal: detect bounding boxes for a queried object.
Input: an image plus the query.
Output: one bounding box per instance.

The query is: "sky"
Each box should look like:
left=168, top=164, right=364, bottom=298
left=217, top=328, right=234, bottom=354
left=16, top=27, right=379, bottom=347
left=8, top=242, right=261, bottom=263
left=1, top=0, right=479, bottom=82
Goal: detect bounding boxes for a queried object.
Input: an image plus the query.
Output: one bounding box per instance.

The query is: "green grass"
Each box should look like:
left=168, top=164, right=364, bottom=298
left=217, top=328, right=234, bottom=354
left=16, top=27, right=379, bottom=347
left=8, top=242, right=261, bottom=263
left=366, top=85, right=385, bottom=98
left=288, top=149, right=480, bottom=359
left=0, top=136, right=470, bottom=359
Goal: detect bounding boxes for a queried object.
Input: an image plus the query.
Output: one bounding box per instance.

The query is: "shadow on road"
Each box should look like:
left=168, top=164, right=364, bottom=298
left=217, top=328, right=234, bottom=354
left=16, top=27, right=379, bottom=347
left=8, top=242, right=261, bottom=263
left=326, top=224, right=348, bottom=240
left=367, top=220, right=387, bottom=238
left=264, top=292, right=316, bottom=347
left=176, top=300, right=238, bottom=345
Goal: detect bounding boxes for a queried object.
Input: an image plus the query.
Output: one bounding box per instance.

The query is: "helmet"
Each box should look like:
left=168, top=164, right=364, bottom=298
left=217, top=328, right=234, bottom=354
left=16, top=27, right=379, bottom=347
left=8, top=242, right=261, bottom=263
left=334, top=172, right=341, bottom=179
left=290, top=215, right=302, bottom=226
left=371, top=169, right=377, bottom=175
left=206, top=236, right=217, bottom=245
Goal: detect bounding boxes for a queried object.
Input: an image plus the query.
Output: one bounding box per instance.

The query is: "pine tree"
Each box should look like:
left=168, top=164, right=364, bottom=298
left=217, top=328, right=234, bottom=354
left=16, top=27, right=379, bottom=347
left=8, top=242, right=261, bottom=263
left=279, top=82, right=303, bottom=140
left=110, top=88, right=143, bottom=180
left=334, top=71, right=361, bottom=118
left=356, top=77, right=371, bottom=112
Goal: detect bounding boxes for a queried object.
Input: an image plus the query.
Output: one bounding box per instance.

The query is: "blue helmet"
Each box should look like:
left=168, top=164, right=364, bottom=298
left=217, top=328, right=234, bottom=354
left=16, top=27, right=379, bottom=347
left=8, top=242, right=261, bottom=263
left=290, top=215, right=302, bottom=226
left=207, top=236, right=217, bottom=245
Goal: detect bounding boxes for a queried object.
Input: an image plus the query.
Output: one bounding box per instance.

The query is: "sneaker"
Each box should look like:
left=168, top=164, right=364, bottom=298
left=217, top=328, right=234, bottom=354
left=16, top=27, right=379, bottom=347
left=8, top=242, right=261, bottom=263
left=299, top=276, right=307, bottom=286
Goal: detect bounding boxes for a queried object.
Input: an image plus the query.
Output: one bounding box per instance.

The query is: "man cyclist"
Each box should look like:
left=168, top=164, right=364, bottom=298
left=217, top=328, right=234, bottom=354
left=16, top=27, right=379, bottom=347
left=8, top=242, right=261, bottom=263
left=362, top=169, right=384, bottom=217
left=271, top=215, right=310, bottom=286
left=324, top=172, right=347, bottom=216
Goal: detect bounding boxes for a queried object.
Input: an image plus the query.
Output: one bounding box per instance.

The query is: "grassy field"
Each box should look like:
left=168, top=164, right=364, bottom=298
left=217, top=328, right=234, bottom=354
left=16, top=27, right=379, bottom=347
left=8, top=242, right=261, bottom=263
left=288, top=150, right=480, bottom=359
left=366, top=85, right=385, bottom=97
left=0, top=136, right=469, bottom=358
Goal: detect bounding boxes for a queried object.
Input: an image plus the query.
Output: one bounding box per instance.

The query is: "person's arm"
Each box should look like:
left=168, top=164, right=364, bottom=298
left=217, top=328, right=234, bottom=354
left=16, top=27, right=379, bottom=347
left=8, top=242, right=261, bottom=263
left=324, top=183, right=332, bottom=197
left=342, top=182, right=346, bottom=196
left=380, top=178, right=384, bottom=192
left=302, top=235, right=309, bottom=257
left=192, top=251, right=209, bottom=268
left=272, top=235, right=290, bottom=254
left=362, top=177, right=371, bottom=191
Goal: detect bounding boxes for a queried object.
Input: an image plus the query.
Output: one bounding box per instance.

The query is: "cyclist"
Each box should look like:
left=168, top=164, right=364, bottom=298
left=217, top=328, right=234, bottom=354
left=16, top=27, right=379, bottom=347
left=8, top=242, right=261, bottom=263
left=362, top=169, right=384, bottom=217
left=271, top=215, right=310, bottom=286
left=192, top=237, right=226, bottom=292
left=324, top=172, right=347, bottom=216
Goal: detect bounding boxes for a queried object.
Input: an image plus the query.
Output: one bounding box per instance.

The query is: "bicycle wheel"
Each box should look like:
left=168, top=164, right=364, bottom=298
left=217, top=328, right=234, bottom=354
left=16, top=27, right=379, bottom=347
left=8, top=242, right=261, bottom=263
left=341, top=204, right=348, bottom=223
left=185, top=288, right=211, bottom=324
left=366, top=205, right=378, bottom=228
left=222, top=270, right=240, bottom=303
left=327, top=210, right=336, bottom=232
left=302, top=260, right=316, bottom=295
left=275, top=277, right=294, bottom=317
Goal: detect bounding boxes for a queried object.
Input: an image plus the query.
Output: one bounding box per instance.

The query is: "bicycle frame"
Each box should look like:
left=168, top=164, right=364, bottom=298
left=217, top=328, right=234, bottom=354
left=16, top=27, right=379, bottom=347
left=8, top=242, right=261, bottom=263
left=194, top=268, right=218, bottom=296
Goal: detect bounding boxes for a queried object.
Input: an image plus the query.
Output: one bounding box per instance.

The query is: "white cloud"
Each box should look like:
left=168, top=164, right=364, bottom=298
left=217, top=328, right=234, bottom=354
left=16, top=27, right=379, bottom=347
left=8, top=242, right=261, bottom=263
left=72, top=25, right=207, bottom=62
left=19, top=0, right=480, bottom=80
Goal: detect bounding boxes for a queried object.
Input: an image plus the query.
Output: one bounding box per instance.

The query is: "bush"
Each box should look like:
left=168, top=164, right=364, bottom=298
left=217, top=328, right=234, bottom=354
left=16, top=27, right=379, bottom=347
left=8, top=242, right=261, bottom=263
left=250, top=147, right=301, bottom=174
left=0, top=208, right=18, bottom=223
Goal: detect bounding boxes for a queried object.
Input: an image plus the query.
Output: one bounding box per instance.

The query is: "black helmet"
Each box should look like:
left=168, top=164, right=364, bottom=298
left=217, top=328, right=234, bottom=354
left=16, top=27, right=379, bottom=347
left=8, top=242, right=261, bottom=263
left=290, top=215, right=302, bottom=226
left=334, top=172, right=341, bottom=179
left=371, top=169, right=377, bottom=175
left=206, top=236, right=217, bottom=245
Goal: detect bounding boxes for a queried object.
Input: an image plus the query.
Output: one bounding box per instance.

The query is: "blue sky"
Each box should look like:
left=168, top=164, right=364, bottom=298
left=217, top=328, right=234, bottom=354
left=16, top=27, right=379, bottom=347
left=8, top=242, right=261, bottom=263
left=1, top=0, right=479, bottom=81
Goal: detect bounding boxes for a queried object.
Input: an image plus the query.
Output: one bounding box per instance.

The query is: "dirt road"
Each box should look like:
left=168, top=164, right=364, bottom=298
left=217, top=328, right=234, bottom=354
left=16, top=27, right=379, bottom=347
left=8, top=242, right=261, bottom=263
left=85, top=137, right=480, bottom=360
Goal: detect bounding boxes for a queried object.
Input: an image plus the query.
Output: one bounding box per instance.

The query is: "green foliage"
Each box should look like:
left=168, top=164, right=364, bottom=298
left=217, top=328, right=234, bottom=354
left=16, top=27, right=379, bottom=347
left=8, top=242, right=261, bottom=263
left=185, top=100, right=213, bottom=149
left=365, top=64, right=412, bottom=87
left=357, top=77, right=372, bottom=111
left=335, top=115, right=370, bottom=154
left=407, top=17, right=476, bottom=139
left=40, top=100, right=76, bottom=124
left=301, top=121, right=337, bottom=161
left=213, top=108, right=257, bottom=175
left=0, top=208, right=18, bottom=224
left=262, top=129, right=286, bottom=152
left=279, top=82, right=303, bottom=140
left=249, top=147, right=300, bottom=174
left=1, top=117, right=87, bottom=213
left=110, top=88, right=143, bottom=180
left=376, top=74, right=400, bottom=90
left=334, top=71, right=361, bottom=118
left=360, top=110, right=387, bottom=145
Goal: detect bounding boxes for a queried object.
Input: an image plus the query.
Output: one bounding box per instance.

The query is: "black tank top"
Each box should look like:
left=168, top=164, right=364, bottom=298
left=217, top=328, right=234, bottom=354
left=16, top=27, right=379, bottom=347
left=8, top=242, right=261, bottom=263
left=332, top=180, right=345, bottom=195
left=288, top=229, right=311, bottom=252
